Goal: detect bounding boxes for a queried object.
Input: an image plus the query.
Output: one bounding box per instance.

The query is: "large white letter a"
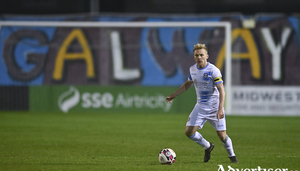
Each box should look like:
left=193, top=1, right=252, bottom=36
left=218, top=165, right=225, bottom=171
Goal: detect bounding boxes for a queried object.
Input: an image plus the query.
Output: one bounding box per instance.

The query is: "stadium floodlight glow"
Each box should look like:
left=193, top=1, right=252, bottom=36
left=0, top=21, right=232, bottom=114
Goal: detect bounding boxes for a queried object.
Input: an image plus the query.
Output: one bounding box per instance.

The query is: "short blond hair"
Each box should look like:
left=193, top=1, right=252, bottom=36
left=193, top=43, right=208, bottom=52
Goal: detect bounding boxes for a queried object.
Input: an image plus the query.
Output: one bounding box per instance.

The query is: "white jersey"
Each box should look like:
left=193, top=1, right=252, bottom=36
left=188, top=62, right=223, bottom=112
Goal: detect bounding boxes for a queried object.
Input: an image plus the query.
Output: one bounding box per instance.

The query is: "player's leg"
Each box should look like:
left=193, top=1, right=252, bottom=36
left=185, top=126, right=210, bottom=149
left=217, top=130, right=235, bottom=157
left=185, top=105, right=211, bottom=149
left=184, top=125, right=199, bottom=137
left=217, top=130, right=238, bottom=163
left=185, top=125, right=214, bottom=162
left=186, top=105, right=214, bottom=162
left=209, top=118, right=238, bottom=163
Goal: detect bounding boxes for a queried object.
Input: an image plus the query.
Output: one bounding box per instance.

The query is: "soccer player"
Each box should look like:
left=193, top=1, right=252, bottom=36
left=165, top=43, right=238, bottom=163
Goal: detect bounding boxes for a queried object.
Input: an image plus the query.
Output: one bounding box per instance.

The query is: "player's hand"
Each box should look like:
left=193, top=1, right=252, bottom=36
left=166, top=95, right=175, bottom=103
left=217, top=109, right=224, bottom=120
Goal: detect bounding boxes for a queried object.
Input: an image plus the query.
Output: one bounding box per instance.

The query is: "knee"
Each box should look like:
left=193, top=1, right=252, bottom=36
left=185, top=129, right=194, bottom=138
left=185, top=126, right=199, bottom=138
left=217, top=131, right=227, bottom=141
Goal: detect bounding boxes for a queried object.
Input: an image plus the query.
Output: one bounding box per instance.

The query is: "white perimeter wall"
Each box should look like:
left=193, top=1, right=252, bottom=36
left=230, top=86, right=300, bottom=116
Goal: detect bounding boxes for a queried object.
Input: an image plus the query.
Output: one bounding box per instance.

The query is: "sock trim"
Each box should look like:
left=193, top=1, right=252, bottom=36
left=189, top=133, right=196, bottom=139
left=222, top=135, right=229, bottom=143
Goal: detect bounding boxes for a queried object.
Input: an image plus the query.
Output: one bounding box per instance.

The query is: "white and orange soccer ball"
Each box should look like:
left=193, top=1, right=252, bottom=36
left=158, top=148, right=176, bottom=164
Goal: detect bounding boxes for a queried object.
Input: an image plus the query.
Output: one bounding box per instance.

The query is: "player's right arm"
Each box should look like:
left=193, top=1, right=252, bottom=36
left=166, top=80, right=194, bottom=103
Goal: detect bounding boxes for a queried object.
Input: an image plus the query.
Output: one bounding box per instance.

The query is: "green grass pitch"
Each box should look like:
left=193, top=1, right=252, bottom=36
left=0, top=112, right=299, bottom=171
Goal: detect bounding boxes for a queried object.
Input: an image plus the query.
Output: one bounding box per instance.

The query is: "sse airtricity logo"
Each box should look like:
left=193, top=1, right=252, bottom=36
left=57, top=86, right=172, bottom=113
left=58, top=86, right=80, bottom=113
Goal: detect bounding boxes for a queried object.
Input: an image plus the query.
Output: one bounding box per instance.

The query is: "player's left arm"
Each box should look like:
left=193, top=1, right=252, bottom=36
left=216, top=81, right=225, bottom=120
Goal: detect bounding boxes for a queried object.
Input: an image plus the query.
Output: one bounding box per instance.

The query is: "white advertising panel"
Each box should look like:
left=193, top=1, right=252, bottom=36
left=231, top=86, right=300, bottom=116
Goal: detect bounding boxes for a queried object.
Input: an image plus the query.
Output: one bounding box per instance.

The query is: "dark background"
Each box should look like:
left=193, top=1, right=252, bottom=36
left=0, top=0, right=299, bottom=15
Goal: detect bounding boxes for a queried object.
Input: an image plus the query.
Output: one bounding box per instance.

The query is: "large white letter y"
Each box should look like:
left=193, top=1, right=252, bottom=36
left=261, top=27, right=291, bottom=81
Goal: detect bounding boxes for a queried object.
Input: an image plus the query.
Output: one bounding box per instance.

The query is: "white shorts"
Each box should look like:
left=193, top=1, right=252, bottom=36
left=186, top=104, right=226, bottom=131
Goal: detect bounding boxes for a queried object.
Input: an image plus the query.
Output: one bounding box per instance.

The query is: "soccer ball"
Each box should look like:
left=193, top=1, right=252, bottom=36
left=158, top=148, right=176, bottom=164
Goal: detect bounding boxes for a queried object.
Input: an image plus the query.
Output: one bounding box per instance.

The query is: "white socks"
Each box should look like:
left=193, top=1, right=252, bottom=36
left=189, top=132, right=210, bottom=149
left=189, top=132, right=236, bottom=157
left=222, top=135, right=236, bottom=157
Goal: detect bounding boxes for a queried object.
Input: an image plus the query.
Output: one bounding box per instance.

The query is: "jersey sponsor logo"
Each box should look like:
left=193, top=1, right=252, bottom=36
left=198, top=82, right=208, bottom=88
